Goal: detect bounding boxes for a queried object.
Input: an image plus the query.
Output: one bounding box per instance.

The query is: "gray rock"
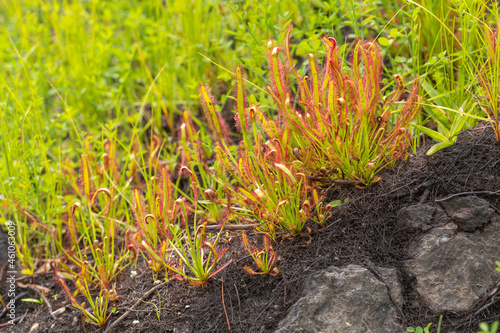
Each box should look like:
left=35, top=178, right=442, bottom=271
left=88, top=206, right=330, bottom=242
left=398, top=204, right=436, bottom=232
left=374, top=267, right=403, bottom=310
left=275, top=265, right=404, bottom=333
left=406, top=217, right=500, bottom=312
left=433, top=206, right=451, bottom=226
left=439, top=196, right=496, bottom=231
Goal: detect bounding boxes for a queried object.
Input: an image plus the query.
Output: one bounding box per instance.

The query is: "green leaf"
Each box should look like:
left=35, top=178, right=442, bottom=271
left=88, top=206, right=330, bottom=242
left=248, top=93, right=257, bottom=104
left=327, top=199, right=346, bottom=208
left=389, top=28, right=405, bottom=38
left=479, top=323, right=489, bottom=331
left=296, top=41, right=309, bottom=56
left=200, top=84, right=226, bottom=141
left=412, top=7, right=420, bottom=21
left=141, top=241, right=165, bottom=266
left=312, top=39, right=322, bottom=50
left=21, top=298, right=43, bottom=304
left=426, top=141, right=454, bottom=156
left=216, top=72, right=232, bottom=81
left=436, top=121, right=451, bottom=138
left=492, top=321, right=499, bottom=333
left=81, top=154, right=92, bottom=201
left=362, top=15, right=376, bottom=25
left=449, top=114, right=468, bottom=138
left=424, top=322, right=431, bottom=333
left=378, top=37, right=390, bottom=46
left=412, top=124, right=451, bottom=143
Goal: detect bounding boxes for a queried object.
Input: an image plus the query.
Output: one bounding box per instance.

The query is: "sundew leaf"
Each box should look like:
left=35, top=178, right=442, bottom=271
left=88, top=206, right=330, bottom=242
left=91, top=187, right=112, bottom=216
left=199, top=84, right=227, bottom=142
left=274, top=163, right=297, bottom=185
left=80, top=154, right=93, bottom=202
left=235, top=66, right=250, bottom=147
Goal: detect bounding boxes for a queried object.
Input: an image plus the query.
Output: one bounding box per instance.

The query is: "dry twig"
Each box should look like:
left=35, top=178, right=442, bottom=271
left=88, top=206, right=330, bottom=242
left=221, top=279, right=230, bottom=331
left=28, top=286, right=59, bottom=320
left=435, top=190, right=500, bottom=202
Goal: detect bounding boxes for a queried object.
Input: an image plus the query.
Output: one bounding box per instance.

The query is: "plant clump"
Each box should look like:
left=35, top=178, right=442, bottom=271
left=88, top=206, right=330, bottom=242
left=263, top=28, right=421, bottom=186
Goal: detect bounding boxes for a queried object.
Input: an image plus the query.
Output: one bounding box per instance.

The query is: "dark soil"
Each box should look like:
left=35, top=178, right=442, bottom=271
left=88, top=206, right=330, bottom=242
left=3, top=123, right=500, bottom=333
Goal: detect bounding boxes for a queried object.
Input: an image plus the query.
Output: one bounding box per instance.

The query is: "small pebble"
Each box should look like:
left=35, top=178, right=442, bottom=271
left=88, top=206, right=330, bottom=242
left=72, top=317, right=78, bottom=326
left=185, top=305, right=190, bottom=309
left=133, top=320, right=140, bottom=325
left=52, top=307, right=66, bottom=316
left=154, top=280, right=161, bottom=285
left=29, top=323, right=39, bottom=333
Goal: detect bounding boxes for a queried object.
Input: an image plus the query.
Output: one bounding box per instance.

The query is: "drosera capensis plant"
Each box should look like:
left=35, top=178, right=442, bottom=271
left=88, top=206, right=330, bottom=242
left=15, top=204, right=57, bottom=276
left=166, top=168, right=233, bottom=285
left=227, top=137, right=330, bottom=236
left=261, top=27, right=421, bottom=187
left=200, top=68, right=333, bottom=237
left=53, top=154, right=131, bottom=294
left=241, top=233, right=279, bottom=276
left=163, top=197, right=233, bottom=286
left=55, top=262, right=113, bottom=328
left=177, top=109, right=234, bottom=223
left=129, top=167, right=179, bottom=276
left=57, top=200, right=129, bottom=297
left=151, top=186, right=233, bottom=286
left=131, top=166, right=233, bottom=285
